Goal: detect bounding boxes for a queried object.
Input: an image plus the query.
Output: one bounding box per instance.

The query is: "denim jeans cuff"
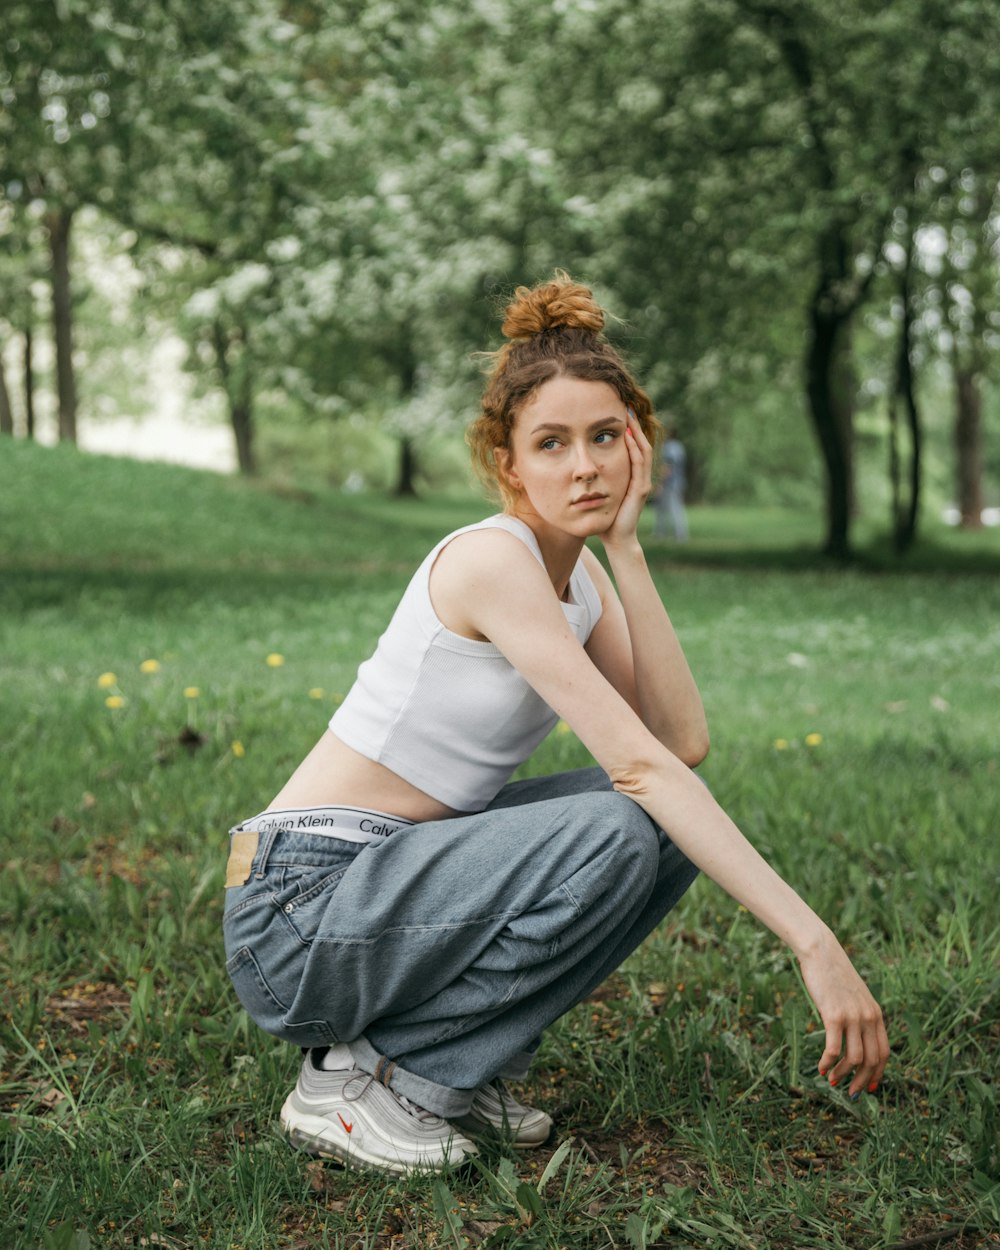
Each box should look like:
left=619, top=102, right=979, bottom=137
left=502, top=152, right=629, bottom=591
left=495, top=1050, right=533, bottom=1080
left=348, top=1035, right=476, bottom=1119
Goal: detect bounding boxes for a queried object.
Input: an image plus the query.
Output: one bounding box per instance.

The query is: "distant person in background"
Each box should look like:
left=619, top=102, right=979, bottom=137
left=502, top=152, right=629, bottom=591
left=654, top=425, right=688, bottom=541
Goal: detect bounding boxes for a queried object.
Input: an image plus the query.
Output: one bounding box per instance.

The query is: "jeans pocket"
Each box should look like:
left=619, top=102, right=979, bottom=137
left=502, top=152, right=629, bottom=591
left=226, top=944, right=287, bottom=1027
left=273, top=865, right=349, bottom=945
left=226, top=944, right=337, bottom=1046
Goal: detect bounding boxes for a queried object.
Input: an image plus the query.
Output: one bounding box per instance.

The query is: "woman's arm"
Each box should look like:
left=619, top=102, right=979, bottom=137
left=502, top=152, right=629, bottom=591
left=448, top=531, right=890, bottom=1097
left=583, top=546, right=708, bottom=766
left=582, top=410, right=705, bottom=760
left=583, top=413, right=708, bottom=765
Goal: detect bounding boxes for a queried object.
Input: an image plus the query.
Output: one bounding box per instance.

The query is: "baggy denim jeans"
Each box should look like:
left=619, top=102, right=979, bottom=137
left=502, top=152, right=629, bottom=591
left=222, top=767, right=698, bottom=1119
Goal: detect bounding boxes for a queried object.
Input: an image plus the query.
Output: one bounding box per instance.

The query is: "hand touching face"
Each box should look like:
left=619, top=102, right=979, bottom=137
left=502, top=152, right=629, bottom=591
left=599, top=405, right=654, bottom=547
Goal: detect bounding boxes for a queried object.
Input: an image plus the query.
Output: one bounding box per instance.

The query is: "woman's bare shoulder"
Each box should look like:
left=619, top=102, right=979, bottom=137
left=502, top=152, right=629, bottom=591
left=433, top=526, right=541, bottom=582
left=430, top=527, right=548, bottom=638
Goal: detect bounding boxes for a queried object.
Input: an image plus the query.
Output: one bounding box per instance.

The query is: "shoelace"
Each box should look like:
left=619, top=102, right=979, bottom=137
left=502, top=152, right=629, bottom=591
left=341, top=1070, right=442, bottom=1124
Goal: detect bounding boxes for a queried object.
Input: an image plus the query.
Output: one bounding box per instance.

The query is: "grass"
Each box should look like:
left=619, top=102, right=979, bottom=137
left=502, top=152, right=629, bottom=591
left=1, top=439, right=998, bottom=1250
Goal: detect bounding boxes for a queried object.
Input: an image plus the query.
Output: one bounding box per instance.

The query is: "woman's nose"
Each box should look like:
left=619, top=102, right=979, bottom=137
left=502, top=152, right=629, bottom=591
left=573, top=446, right=598, bottom=479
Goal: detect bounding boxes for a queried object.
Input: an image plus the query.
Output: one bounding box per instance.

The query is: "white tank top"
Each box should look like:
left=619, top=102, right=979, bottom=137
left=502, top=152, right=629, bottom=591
left=328, top=515, right=603, bottom=811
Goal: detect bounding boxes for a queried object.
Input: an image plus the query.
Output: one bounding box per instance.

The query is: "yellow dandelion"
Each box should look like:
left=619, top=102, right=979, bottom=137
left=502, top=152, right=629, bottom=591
left=805, top=732, right=823, bottom=747
left=140, top=659, right=161, bottom=674
left=105, top=695, right=125, bottom=709
left=773, top=738, right=789, bottom=750
left=231, top=740, right=246, bottom=758
left=266, top=653, right=285, bottom=668
left=308, top=687, right=325, bottom=700
left=184, top=686, right=200, bottom=699
left=98, top=672, right=117, bottom=689
left=555, top=720, right=572, bottom=736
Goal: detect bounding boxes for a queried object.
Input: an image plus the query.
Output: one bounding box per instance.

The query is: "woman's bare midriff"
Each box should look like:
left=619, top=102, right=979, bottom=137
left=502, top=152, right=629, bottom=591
left=267, top=730, right=465, bottom=823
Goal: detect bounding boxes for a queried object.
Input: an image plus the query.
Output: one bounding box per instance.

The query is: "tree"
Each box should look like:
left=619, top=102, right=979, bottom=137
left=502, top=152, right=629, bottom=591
left=938, top=175, right=1000, bottom=529
left=0, top=339, right=13, bottom=435
left=0, top=0, right=316, bottom=468
left=0, top=0, right=152, bottom=444
left=115, top=1, right=325, bottom=475
left=223, top=0, right=559, bottom=489
left=886, top=212, right=923, bottom=553
left=500, top=0, right=999, bottom=551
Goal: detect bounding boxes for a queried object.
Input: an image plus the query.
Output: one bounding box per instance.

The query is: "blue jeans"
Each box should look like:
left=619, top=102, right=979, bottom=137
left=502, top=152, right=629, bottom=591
left=223, top=767, right=698, bottom=1118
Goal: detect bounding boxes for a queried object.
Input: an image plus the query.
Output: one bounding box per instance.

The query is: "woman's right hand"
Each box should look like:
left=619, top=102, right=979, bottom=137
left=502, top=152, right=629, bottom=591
left=797, top=932, right=890, bottom=1098
left=600, top=407, right=654, bottom=550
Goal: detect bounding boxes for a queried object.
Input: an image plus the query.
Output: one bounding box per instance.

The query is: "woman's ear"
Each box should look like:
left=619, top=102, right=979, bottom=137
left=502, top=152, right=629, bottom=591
left=494, top=447, right=521, bottom=493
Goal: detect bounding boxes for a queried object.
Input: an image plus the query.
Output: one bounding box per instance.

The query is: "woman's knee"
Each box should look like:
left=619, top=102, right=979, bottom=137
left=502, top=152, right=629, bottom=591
left=587, top=791, right=660, bottom=875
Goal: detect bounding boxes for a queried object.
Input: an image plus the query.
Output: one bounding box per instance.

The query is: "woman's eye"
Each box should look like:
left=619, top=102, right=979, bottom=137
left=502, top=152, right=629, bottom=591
left=594, top=429, right=619, bottom=445
left=540, top=438, right=561, bottom=451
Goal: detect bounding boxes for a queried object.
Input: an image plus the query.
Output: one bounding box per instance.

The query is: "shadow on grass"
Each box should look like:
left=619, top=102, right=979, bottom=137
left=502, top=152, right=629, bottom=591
left=644, top=533, right=1000, bottom=577
left=0, top=562, right=412, bottom=617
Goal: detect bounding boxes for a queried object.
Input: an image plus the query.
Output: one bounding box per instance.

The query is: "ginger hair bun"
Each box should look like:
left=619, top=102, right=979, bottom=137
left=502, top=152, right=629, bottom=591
left=501, top=273, right=605, bottom=339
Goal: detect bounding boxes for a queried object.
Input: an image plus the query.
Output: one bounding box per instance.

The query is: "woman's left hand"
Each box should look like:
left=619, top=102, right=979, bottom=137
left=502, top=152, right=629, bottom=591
left=798, top=934, right=891, bottom=1099
left=603, top=407, right=654, bottom=547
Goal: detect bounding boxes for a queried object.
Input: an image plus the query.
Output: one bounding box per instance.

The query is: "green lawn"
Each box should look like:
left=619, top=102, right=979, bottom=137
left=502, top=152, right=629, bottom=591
left=1, top=440, right=998, bottom=1250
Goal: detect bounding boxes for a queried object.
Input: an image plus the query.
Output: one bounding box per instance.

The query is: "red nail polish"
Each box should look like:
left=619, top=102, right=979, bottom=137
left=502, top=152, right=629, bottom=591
left=868, top=1082, right=878, bottom=1093
left=829, top=1077, right=838, bottom=1087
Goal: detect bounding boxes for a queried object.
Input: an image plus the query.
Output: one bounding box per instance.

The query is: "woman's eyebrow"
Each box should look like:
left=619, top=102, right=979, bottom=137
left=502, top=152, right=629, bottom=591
left=529, top=416, right=625, bottom=435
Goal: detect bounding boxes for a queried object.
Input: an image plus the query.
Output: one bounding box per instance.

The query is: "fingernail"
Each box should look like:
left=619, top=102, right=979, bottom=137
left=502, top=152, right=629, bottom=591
left=868, top=1082, right=878, bottom=1094
left=849, top=1090, right=861, bottom=1103
left=828, top=1077, right=838, bottom=1087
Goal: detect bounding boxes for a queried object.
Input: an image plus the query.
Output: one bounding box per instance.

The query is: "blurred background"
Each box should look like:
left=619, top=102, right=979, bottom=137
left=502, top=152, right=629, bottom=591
left=2, top=0, right=998, bottom=558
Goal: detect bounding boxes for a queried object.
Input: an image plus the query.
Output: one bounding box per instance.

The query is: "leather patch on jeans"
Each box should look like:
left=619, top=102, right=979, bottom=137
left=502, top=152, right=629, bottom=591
left=226, top=831, right=259, bottom=887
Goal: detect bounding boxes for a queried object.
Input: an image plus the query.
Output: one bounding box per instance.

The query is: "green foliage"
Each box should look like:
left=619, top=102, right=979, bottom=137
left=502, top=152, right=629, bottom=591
left=4, top=0, right=998, bottom=522
left=1, top=445, right=999, bottom=1248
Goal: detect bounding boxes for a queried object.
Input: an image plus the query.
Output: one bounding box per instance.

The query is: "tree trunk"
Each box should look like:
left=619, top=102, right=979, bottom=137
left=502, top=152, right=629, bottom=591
left=805, top=292, right=853, bottom=559
left=395, top=435, right=418, bottom=497
left=954, top=364, right=984, bottom=530
left=887, top=231, right=922, bottom=555
left=47, top=207, right=78, bottom=444
left=213, top=319, right=256, bottom=475
left=0, top=342, right=13, bottom=435
left=832, top=320, right=858, bottom=517
left=898, top=305, right=921, bottom=555
left=893, top=300, right=921, bottom=554
left=888, top=382, right=901, bottom=548
left=230, top=395, right=255, bottom=475
left=24, top=324, right=36, bottom=439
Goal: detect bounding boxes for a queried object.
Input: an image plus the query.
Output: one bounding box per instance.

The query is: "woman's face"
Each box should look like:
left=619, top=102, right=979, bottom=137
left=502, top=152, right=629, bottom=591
left=499, top=375, right=631, bottom=538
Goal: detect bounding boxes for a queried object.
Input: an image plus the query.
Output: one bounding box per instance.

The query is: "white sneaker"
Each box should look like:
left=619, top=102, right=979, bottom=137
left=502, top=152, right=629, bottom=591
left=452, top=1081, right=553, bottom=1149
left=280, top=1053, right=477, bottom=1175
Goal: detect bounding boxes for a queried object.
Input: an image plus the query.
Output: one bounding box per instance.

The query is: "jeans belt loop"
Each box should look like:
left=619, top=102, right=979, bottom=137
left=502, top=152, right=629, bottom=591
left=253, top=821, right=283, bottom=878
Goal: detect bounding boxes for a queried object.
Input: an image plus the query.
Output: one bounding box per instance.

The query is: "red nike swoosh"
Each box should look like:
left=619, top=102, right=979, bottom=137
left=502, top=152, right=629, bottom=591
left=337, top=1113, right=353, bottom=1134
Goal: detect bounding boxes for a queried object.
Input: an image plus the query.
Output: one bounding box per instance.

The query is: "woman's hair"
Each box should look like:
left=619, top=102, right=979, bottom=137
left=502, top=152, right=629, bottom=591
left=468, top=272, right=659, bottom=510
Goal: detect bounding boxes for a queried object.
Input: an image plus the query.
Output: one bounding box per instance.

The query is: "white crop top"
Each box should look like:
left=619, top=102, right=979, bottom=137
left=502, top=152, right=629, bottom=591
left=328, top=515, right=603, bottom=811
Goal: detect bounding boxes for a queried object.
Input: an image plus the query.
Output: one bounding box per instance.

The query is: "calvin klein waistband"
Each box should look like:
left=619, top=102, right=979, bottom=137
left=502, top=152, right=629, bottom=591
left=232, top=804, right=414, bottom=845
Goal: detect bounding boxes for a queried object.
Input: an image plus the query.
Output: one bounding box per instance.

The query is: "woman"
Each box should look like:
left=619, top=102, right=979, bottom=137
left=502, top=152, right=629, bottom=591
left=223, top=275, right=889, bottom=1176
